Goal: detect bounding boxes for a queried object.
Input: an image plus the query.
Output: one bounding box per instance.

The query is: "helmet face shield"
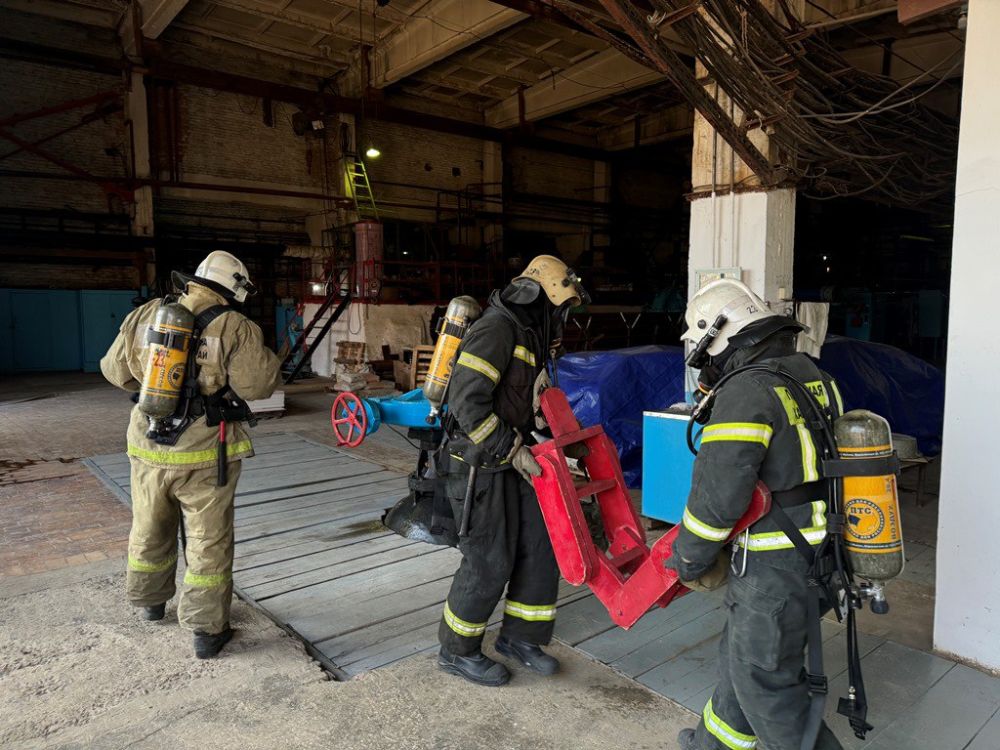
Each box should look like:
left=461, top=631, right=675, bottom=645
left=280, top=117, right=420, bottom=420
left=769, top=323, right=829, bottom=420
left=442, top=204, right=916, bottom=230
left=563, top=268, right=591, bottom=307
left=232, top=272, right=257, bottom=303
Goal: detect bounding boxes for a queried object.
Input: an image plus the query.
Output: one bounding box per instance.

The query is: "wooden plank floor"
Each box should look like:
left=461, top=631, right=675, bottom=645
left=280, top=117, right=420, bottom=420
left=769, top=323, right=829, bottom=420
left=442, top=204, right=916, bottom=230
left=85, top=433, right=590, bottom=678
left=86, top=434, right=999, bottom=748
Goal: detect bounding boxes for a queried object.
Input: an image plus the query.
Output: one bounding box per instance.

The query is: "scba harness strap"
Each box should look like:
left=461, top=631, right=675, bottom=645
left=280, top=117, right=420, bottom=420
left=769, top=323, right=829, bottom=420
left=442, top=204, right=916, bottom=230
left=149, top=303, right=256, bottom=446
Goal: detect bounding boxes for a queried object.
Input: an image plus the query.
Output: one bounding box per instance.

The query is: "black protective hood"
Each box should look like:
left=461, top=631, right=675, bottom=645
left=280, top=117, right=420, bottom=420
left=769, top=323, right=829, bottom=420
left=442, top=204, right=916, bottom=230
left=724, top=329, right=799, bottom=373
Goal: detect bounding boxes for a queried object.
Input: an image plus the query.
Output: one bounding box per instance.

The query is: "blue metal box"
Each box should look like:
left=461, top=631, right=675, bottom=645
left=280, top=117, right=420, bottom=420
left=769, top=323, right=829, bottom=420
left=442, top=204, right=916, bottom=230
left=641, top=410, right=699, bottom=524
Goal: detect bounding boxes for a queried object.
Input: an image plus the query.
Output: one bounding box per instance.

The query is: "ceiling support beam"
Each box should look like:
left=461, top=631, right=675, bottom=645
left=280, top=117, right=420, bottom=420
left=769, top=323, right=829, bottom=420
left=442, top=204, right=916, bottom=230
left=486, top=47, right=667, bottom=128
left=0, top=37, right=609, bottom=161
left=140, top=0, right=189, bottom=39
left=373, top=0, right=527, bottom=87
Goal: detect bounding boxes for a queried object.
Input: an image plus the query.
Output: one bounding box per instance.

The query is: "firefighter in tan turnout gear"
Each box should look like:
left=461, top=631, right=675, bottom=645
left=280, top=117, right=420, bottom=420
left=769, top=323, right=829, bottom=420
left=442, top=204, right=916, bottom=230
left=437, top=255, right=589, bottom=686
left=101, top=251, right=280, bottom=659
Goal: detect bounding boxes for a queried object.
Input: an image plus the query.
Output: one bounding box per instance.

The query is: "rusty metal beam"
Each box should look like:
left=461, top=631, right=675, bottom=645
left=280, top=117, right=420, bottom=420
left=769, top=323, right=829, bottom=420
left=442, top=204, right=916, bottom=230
left=597, top=0, right=777, bottom=183
left=0, top=126, right=133, bottom=201
left=0, top=89, right=122, bottom=127
left=0, top=100, right=123, bottom=161
left=0, top=38, right=613, bottom=159
left=898, top=0, right=966, bottom=25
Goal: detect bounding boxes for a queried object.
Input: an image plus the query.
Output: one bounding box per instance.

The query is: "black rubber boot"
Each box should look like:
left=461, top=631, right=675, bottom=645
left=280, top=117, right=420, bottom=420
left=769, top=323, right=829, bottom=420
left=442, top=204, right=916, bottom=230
left=495, top=636, right=560, bottom=676
left=437, top=647, right=510, bottom=687
left=677, top=728, right=697, bottom=749
left=193, top=626, right=234, bottom=659
left=141, top=603, right=166, bottom=621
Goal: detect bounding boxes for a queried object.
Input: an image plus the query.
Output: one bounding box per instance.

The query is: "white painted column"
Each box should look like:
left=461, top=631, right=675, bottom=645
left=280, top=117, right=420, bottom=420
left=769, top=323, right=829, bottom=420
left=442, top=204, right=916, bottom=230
left=934, top=0, right=1000, bottom=671
left=687, top=189, right=795, bottom=313
left=686, top=69, right=794, bottom=314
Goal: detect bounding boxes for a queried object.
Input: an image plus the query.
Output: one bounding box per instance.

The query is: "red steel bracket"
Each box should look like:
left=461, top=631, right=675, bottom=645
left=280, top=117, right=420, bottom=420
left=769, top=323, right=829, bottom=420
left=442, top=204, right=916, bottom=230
left=531, top=387, right=772, bottom=629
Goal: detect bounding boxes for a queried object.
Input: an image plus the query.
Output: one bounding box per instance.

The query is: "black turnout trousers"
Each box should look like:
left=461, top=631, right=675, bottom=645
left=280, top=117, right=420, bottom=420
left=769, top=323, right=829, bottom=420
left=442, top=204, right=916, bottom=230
left=692, top=560, right=844, bottom=750
left=438, top=464, right=560, bottom=656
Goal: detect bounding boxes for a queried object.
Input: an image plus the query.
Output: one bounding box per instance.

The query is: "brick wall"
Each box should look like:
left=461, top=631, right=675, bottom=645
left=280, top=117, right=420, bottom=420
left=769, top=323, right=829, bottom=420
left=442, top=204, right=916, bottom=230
left=361, top=120, right=485, bottom=222
left=177, top=85, right=328, bottom=191
left=0, top=59, right=127, bottom=215
left=0, top=262, right=140, bottom=291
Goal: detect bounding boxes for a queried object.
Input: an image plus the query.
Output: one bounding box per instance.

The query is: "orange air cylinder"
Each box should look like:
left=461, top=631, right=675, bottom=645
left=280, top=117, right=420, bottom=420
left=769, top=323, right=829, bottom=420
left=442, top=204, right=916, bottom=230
left=836, top=409, right=904, bottom=583
left=138, top=302, right=195, bottom=434
left=423, top=295, right=481, bottom=422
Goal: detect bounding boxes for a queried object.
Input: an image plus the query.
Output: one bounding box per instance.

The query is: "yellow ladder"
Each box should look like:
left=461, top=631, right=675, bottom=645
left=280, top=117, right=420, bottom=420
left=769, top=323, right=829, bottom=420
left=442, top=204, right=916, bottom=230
left=346, top=159, right=379, bottom=220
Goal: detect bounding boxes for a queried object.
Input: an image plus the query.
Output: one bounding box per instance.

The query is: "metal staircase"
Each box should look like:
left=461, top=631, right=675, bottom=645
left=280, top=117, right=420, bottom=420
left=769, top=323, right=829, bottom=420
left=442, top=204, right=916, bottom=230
left=346, top=159, right=379, bottom=220
left=280, top=267, right=352, bottom=384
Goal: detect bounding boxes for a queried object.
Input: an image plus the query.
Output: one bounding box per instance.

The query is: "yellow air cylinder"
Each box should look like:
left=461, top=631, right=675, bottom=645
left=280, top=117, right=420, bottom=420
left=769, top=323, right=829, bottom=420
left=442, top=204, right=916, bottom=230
left=138, top=302, right=195, bottom=433
left=836, top=410, right=904, bottom=586
left=423, top=295, right=482, bottom=421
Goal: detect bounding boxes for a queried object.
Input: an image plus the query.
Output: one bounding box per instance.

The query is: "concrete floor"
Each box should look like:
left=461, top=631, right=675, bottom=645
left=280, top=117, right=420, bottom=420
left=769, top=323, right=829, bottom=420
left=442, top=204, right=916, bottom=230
left=0, top=372, right=945, bottom=748
left=0, top=373, right=696, bottom=749
left=0, top=558, right=690, bottom=750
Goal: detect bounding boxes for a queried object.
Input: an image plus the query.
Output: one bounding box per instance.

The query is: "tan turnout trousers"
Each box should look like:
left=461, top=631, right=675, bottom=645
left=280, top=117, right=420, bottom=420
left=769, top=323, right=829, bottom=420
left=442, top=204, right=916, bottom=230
left=101, top=282, right=280, bottom=634
left=127, top=461, right=242, bottom=633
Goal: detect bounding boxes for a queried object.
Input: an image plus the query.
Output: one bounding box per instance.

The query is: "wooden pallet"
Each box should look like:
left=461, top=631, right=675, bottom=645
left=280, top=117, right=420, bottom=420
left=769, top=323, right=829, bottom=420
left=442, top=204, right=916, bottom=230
left=408, top=345, right=436, bottom=390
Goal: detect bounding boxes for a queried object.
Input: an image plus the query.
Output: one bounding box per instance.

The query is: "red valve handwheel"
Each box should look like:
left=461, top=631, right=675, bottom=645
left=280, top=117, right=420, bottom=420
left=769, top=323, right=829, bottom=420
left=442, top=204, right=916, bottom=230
left=331, top=391, right=368, bottom=447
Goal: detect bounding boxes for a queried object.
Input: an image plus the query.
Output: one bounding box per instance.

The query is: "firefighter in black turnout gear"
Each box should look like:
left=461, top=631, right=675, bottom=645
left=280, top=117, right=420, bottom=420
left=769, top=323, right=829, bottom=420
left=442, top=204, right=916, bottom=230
left=670, top=280, right=845, bottom=750
left=437, top=255, right=589, bottom=687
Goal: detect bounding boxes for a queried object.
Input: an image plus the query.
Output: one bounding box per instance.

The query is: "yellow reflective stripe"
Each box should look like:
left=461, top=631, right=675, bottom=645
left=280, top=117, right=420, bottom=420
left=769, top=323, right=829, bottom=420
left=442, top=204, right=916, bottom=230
left=805, top=380, right=830, bottom=409
left=682, top=508, right=732, bottom=542
left=797, top=424, right=821, bottom=482
left=504, top=600, right=557, bottom=622
left=183, top=570, right=231, bottom=588
left=811, top=500, right=827, bottom=528
left=512, top=345, right=536, bottom=366
left=702, top=422, right=773, bottom=448
left=127, top=440, right=252, bottom=465
left=829, top=381, right=845, bottom=416
left=468, top=413, right=499, bottom=445
left=703, top=698, right=757, bottom=749
left=128, top=553, right=177, bottom=574
left=773, top=386, right=804, bottom=425
left=746, top=524, right=827, bottom=551
left=443, top=601, right=487, bottom=637
left=457, top=351, right=500, bottom=383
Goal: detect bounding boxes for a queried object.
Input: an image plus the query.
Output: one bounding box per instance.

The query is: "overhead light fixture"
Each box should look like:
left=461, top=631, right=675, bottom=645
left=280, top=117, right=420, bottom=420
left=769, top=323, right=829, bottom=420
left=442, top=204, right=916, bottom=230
left=365, top=144, right=381, bottom=158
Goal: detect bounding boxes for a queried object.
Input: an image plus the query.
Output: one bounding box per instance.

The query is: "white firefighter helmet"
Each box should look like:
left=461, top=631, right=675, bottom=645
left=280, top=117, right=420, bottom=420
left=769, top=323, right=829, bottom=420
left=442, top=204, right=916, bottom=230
left=681, top=278, right=779, bottom=357
left=514, top=255, right=590, bottom=308
left=186, top=251, right=256, bottom=302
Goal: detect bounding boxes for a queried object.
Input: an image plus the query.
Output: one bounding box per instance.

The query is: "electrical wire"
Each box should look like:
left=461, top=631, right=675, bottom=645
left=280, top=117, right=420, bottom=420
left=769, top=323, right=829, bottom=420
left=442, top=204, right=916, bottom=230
left=386, top=422, right=423, bottom=451
left=590, top=0, right=961, bottom=209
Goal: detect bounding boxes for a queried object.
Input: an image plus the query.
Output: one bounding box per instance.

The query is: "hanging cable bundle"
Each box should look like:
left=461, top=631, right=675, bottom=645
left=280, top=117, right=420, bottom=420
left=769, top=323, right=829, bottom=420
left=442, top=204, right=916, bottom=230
left=561, top=0, right=961, bottom=211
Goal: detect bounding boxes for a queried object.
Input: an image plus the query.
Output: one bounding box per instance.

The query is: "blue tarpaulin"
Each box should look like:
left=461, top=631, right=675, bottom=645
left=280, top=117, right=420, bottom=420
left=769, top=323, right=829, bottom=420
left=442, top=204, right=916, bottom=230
left=559, top=345, right=686, bottom=488
left=818, top=336, right=944, bottom=456
left=558, top=337, right=944, bottom=488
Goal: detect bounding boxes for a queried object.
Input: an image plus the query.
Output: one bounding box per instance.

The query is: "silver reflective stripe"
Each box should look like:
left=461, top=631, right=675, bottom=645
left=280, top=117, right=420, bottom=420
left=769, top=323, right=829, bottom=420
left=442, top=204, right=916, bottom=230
left=457, top=351, right=500, bottom=383
left=682, top=508, right=733, bottom=542
left=703, top=698, right=758, bottom=749
left=504, top=600, right=557, bottom=622
left=745, top=527, right=827, bottom=551
left=797, top=424, right=821, bottom=482
left=513, top=345, right=536, bottom=366
left=443, top=602, right=487, bottom=637
left=468, top=413, right=499, bottom=444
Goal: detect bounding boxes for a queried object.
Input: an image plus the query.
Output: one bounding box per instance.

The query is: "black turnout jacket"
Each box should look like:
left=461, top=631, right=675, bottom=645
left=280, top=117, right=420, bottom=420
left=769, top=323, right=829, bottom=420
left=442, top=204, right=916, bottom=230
left=670, top=334, right=845, bottom=579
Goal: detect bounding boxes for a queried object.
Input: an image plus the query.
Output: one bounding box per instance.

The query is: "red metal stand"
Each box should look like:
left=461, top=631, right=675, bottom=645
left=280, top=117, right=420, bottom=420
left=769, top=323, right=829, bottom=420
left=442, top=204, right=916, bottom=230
left=531, top=388, right=772, bottom=629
